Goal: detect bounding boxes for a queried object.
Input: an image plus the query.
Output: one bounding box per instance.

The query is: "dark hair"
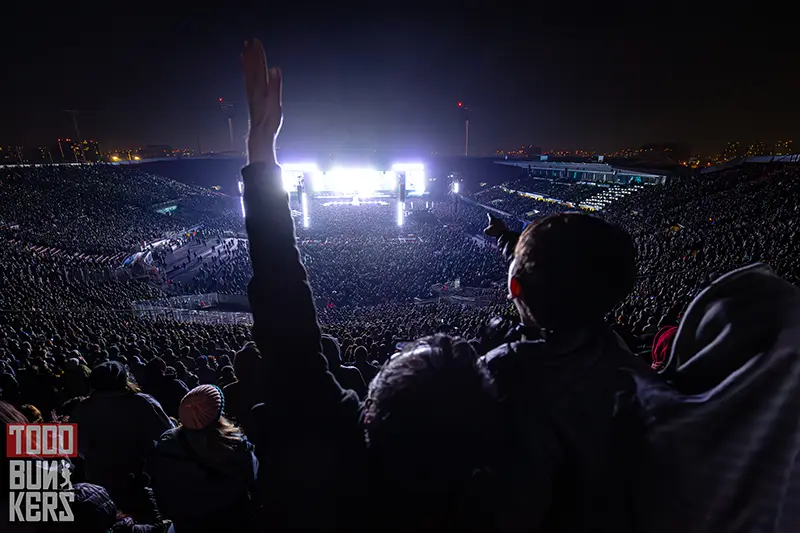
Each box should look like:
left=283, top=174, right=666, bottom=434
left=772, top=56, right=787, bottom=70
left=364, top=335, right=499, bottom=529
left=365, top=334, right=497, bottom=479
left=512, top=212, right=636, bottom=330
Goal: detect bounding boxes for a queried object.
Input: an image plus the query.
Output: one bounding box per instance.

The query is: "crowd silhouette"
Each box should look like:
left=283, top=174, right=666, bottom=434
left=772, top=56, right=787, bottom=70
left=1, top=39, right=800, bottom=533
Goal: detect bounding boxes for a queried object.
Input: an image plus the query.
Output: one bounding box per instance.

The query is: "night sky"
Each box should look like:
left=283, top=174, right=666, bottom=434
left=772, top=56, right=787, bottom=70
left=2, top=8, right=797, bottom=157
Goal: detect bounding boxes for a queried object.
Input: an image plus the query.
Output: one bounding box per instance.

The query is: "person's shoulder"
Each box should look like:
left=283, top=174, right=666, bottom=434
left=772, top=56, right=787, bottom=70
left=340, top=365, right=363, bottom=376
left=481, top=340, right=541, bottom=372
left=132, top=391, right=159, bottom=403
left=223, top=380, right=240, bottom=393
left=154, top=427, right=182, bottom=451
left=131, top=391, right=169, bottom=411
left=157, top=427, right=180, bottom=441
left=153, top=427, right=184, bottom=456
left=170, top=377, right=189, bottom=390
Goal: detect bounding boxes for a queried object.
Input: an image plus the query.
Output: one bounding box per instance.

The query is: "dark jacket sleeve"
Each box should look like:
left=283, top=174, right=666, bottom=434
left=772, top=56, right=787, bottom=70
left=497, top=230, right=521, bottom=262
left=240, top=162, right=363, bottom=420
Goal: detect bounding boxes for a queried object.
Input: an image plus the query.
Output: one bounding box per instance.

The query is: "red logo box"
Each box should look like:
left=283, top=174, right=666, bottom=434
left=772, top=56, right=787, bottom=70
left=5, top=424, right=78, bottom=458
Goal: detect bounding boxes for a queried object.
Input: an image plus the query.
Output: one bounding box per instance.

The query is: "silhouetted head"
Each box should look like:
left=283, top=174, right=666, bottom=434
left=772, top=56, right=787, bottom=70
left=354, top=345, right=368, bottom=364
left=509, top=212, right=636, bottom=331
left=364, top=334, right=498, bottom=530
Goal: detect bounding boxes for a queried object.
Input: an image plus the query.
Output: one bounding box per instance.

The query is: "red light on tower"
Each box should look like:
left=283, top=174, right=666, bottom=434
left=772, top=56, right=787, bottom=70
left=457, top=101, right=463, bottom=107
left=219, top=98, right=223, bottom=102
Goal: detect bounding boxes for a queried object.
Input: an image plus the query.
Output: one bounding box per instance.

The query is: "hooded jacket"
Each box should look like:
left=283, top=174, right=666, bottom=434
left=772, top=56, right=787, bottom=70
left=70, top=390, right=173, bottom=505
left=625, top=263, right=800, bottom=533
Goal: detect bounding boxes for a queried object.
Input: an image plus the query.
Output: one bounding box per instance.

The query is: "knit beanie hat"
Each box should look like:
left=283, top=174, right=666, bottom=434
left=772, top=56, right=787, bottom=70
left=179, top=384, right=224, bottom=430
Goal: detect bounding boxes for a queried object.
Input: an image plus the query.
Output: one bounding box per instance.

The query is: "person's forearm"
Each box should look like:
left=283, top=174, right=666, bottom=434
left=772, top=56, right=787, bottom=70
left=242, top=162, right=326, bottom=374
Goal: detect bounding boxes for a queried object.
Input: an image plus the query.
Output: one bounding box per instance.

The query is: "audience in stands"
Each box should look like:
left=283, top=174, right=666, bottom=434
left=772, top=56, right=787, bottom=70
left=0, top=38, right=799, bottom=533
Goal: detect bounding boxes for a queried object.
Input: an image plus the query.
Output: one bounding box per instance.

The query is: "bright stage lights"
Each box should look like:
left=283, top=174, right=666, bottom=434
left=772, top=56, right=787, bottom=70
left=280, top=162, right=426, bottom=195
left=391, top=163, right=424, bottom=171
left=282, top=163, right=319, bottom=171
left=393, top=163, right=426, bottom=195
left=301, top=192, right=309, bottom=228
left=281, top=163, right=319, bottom=193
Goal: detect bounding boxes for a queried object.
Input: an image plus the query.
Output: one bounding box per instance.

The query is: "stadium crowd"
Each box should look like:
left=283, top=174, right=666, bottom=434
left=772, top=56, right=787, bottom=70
left=0, top=165, right=240, bottom=255
left=1, top=39, right=799, bottom=533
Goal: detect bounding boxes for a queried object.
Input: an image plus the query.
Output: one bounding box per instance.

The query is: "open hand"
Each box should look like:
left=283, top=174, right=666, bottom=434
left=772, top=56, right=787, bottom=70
left=241, top=39, right=283, bottom=164
left=483, top=213, right=508, bottom=238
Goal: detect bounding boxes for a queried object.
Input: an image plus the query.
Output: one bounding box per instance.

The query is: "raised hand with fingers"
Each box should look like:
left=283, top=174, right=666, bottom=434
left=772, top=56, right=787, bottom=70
left=241, top=38, right=283, bottom=165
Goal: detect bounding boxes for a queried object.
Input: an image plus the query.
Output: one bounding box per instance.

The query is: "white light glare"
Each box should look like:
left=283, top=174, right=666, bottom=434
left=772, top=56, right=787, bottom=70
left=328, top=168, right=381, bottom=197
left=281, top=163, right=319, bottom=193
left=282, top=163, right=319, bottom=171
left=393, top=163, right=426, bottom=195
left=391, top=163, right=424, bottom=171
left=301, top=192, right=310, bottom=228
left=397, top=200, right=405, bottom=227
left=453, top=182, right=460, bottom=194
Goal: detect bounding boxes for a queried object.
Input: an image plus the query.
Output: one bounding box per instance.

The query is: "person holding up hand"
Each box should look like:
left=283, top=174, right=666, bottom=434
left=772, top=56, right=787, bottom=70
left=239, top=39, right=499, bottom=532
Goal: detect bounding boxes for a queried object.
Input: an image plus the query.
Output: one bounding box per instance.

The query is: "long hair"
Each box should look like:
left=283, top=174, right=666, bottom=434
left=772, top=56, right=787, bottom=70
left=181, top=415, right=244, bottom=451
left=124, top=378, right=141, bottom=393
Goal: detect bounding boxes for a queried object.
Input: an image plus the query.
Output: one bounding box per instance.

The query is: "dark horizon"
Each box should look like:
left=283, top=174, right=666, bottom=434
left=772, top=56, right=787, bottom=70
left=2, top=9, right=798, bottom=158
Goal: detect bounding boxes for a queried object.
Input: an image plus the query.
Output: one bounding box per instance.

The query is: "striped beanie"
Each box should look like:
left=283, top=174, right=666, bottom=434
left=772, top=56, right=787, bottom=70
left=179, top=384, right=224, bottom=430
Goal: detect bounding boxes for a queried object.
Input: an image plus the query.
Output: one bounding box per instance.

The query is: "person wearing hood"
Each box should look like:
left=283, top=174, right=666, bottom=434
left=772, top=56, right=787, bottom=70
left=481, top=211, right=650, bottom=533
left=321, top=335, right=367, bottom=399
left=147, top=384, right=258, bottom=533
left=70, top=361, right=174, bottom=517
left=625, top=263, right=800, bottom=533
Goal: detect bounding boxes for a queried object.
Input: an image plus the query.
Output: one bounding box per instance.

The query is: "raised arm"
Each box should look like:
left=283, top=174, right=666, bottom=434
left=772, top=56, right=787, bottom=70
left=240, top=39, right=363, bottom=414
left=484, top=212, right=520, bottom=261
left=240, top=39, right=324, bottom=373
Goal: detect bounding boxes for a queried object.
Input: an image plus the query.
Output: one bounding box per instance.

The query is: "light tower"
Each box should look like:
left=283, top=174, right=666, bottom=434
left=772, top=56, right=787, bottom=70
left=458, top=102, right=470, bottom=157
left=219, top=98, right=234, bottom=150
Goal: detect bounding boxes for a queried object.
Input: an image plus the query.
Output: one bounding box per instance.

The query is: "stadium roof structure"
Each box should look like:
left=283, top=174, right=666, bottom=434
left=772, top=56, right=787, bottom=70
left=495, top=159, right=670, bottom=184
